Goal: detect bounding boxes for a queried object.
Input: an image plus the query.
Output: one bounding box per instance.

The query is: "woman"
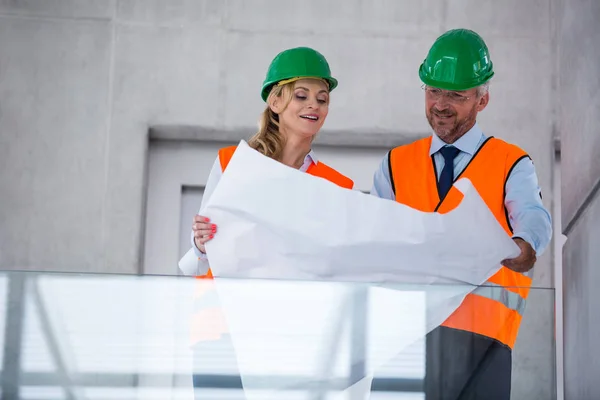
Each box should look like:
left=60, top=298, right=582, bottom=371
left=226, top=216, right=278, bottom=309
left=183, top=46, right=354, bottom=398
left=185, top=46, right=354, bottom=278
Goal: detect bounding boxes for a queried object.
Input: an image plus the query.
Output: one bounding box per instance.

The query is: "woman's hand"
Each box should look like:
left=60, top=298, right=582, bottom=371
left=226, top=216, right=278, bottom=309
left=193, top=215, right=217, bottom=254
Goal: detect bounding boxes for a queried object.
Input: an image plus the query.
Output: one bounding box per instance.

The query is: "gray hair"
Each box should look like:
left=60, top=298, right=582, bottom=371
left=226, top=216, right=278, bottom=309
left=476, top=81, right=490, bottom=97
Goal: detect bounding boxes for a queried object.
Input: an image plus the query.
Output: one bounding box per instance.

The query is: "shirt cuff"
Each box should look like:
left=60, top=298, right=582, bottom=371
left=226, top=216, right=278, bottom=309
left=178, top=247, right=209, bottom=276
left=511, top=232, right=538, bottom=255
left=192, top=242, right=208, bottom=260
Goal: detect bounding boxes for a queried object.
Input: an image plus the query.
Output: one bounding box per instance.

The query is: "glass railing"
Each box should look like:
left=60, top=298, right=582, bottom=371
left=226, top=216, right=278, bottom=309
left=0, top=271, right=555, bottom=400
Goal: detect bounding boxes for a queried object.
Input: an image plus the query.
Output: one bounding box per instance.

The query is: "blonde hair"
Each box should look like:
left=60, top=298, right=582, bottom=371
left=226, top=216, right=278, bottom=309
left=248, top=83, right=294, bottom=161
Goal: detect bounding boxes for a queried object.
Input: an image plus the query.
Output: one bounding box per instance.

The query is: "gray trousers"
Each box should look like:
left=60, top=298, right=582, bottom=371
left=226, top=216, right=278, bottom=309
left=425, top=326, right=512, bottom=400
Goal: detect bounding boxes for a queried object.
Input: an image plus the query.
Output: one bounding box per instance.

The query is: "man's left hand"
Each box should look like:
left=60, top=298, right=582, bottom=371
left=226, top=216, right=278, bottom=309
left=501, top=238, right=537, bottom=273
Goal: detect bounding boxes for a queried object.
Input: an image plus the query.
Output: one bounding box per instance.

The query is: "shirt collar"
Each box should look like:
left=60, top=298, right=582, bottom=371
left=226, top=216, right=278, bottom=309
left=429, top=122, right=483, bottom=156
left=306, top=149, right=318, bottom=165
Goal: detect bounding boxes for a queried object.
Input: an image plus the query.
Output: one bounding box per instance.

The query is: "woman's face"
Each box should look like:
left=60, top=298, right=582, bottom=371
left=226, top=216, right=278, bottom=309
left=271, top=79, right=330, bottom=140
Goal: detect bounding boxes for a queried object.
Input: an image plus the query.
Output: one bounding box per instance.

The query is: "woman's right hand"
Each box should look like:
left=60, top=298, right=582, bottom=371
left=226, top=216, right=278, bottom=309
left=193, top=215, right=217, bottom=254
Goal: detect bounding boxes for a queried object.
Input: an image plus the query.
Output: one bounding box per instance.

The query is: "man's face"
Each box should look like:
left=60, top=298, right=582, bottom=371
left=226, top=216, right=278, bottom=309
left=424, top=86, right=489, bottom=143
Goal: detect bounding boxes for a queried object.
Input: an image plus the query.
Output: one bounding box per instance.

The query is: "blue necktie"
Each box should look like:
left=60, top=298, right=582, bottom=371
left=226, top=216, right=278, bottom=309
left=438, top=145, right=460, bottom=201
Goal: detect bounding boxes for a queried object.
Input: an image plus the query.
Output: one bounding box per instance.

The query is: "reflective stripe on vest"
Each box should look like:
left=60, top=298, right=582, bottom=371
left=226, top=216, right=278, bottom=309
left=473, top=283, right=527, bottom=316
left=190, top=145, right=354, bottom=345
left=389, top=136, right=532, bottom=349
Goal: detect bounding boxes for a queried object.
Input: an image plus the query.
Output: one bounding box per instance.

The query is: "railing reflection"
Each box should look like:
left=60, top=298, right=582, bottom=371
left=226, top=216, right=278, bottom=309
left=0, top=271, right=555, bottom=400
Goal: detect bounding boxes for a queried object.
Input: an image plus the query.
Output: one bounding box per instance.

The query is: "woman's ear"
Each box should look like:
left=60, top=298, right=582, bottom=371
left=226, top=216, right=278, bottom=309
left=268, top=93, right=282, bottom=114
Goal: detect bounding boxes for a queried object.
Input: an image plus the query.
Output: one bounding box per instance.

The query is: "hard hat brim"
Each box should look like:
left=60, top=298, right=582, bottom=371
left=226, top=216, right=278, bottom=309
left=419, top=63, right=494, bottom=91
left=261, top=76, right=338, bottom=102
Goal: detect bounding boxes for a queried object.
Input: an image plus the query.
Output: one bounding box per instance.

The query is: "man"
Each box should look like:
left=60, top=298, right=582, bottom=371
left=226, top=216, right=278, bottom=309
left=371, top=29, right=552, bottom=399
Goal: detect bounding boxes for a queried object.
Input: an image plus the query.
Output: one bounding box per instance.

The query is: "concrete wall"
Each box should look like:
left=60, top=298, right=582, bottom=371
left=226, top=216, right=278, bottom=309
left=558, top=0, right=600, bottom=398
left=0, top=1, right=557, bottom=397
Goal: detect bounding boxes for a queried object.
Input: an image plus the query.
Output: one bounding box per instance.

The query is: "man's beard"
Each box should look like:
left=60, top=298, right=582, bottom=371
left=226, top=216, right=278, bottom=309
left=427, top=103, right=478, bottom=144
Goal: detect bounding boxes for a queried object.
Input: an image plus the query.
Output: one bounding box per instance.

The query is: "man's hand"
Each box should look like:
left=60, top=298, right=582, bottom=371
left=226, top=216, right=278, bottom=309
left=501, top=238, right=536, bottom=273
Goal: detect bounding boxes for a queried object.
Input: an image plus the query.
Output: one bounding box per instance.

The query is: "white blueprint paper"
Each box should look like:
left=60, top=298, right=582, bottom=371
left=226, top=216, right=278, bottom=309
left=202, top=140, right=519, bottom=285
left=197, top=140, right=520, bottom=399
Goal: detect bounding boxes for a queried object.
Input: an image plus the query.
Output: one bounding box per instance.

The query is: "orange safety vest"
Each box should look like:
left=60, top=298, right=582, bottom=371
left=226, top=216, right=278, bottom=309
left=388, top=136, right=532, bottom=349
left=190, top=145, right=354, bottom=345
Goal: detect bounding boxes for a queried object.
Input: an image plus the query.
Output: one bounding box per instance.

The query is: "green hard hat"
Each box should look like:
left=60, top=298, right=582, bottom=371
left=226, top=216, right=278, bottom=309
left=419, top=29, right=494, bottom=91
left=261, top=47, right=338, bottom=102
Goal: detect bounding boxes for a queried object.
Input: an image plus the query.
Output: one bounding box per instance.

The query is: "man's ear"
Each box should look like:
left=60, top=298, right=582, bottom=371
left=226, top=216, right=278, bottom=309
left=476, top=92, right=489, bottom=112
